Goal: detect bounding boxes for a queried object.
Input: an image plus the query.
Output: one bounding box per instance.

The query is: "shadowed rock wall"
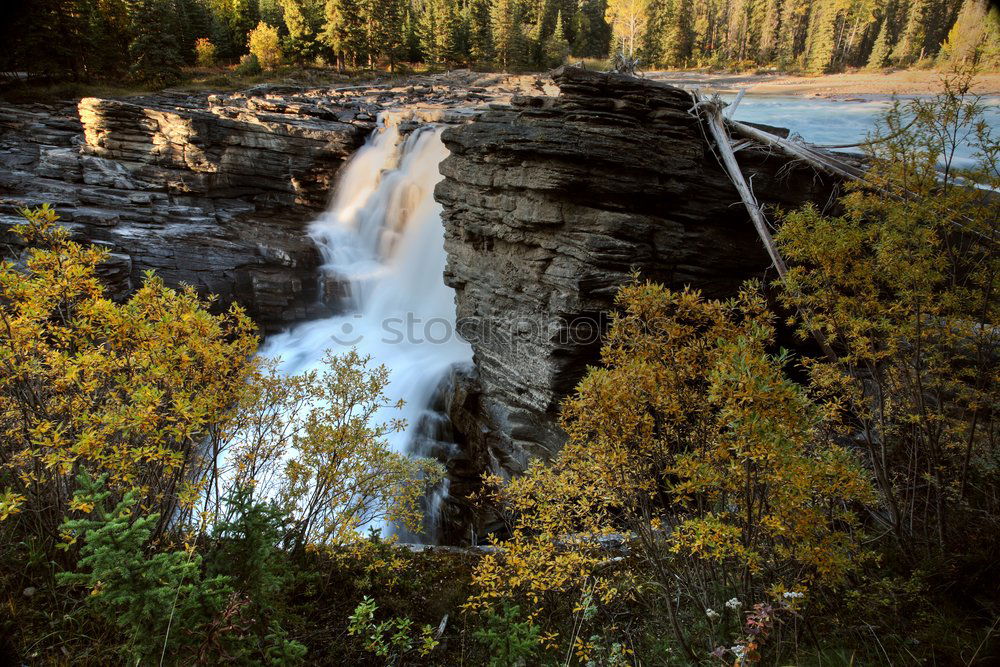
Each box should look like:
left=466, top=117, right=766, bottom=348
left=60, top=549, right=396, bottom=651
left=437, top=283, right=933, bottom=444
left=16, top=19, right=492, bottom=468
left=435, top=67, right=845, bottom=535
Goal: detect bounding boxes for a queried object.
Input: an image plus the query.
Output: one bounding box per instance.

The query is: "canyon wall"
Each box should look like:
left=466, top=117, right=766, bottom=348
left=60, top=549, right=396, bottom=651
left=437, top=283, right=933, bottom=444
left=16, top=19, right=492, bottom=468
left=0, top=74, right=534, bottom=327
left=435, top=68, right=845, bottom=534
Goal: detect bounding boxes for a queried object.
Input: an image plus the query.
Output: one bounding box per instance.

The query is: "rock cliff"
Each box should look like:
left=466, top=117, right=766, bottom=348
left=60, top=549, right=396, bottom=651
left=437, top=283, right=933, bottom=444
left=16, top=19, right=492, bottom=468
left=0, top=72, right=543, bottom=327
left=435, top=67, right=846, bottom=523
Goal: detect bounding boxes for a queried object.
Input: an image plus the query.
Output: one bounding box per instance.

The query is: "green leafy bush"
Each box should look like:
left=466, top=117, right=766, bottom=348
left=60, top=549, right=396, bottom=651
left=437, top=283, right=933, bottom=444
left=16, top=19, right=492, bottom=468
left=348, top=596, right=440, bottom=660
left=472, top=603, right=542, bottom=667
left=56, top=474, right=230, bottom=662
left=235, top=53, right=263, bottom=76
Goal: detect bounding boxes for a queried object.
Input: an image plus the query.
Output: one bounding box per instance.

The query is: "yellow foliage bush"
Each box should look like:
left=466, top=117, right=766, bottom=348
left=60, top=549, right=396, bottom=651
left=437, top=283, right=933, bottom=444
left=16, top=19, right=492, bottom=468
left=467, top=281, right=874, bottom=660
left=776, top=71, right=999, bottom=559
left=0, top=206, right=440, bottom=550
left=248, top=21, right=282, bottom=70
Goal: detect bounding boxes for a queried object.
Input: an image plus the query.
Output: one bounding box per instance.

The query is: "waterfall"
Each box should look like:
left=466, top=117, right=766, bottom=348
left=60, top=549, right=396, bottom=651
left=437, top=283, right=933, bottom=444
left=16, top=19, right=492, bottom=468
left=260, top=122, right=472, bottom=541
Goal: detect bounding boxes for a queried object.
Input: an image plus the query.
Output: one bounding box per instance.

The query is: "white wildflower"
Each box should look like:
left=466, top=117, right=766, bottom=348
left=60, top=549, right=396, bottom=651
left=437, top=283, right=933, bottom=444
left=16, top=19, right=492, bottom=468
left=783, top=591, right=805, bottom=599
left=731, top=644, right=747, bottom=659
left=705, top=608, right=720, bottom=620
left=725, top=597, right=742, bottom=610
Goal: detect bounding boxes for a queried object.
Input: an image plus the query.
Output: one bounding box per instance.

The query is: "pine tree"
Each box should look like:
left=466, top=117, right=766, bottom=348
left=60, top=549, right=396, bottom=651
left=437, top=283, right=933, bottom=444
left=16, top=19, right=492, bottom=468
left=776, top=0, right=809, bottom=66
left=542, top=10, right=571, bottom=66
left=640, top=0, right=668, bottom=65
left=726, top=0, right=753, bottom=62
left=127, top=0, right=185, bottom=83
left=361, top=0, right=405, bottom=68
left=402, top=3, right=423, bottom=62
left=756, top=0, right=783, bottom=63
left=866, top=14, right=893, bottom=68
left=468, top=0, right=495, bottom=62
left=492, top=0, right=526, bottom=69
left=57, top=478, right=231, bottom=663
left=324, top=0, right=364, bottom=68
left=980, top=6, right=1000, bottom=70
left=891, top=0, right=930, bottom=65
left=280, top=0, right=326, bottom=63
left=260, top=0, right=287, bottom=25
left=803, top=0, right=838, bottom=73
left=938, top=0, right=990, bottom=65
left=573, top=0, right=611, bottom=58
left=527, top=0, right=553, bottom=67
left=420, top=0, right=460, bottom=64
left=662, top=0, right=694, bottom=66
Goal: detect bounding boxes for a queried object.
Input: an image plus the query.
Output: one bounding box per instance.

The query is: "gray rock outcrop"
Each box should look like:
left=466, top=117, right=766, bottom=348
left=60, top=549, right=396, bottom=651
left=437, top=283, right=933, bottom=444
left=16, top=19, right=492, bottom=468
left=435, top=67, right=847, bottom=518
left=0, top=72, right=541, bottom=328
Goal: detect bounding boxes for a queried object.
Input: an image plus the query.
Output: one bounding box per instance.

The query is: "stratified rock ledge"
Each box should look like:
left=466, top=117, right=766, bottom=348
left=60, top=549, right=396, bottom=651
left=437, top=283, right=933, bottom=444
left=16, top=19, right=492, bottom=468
left=435, top=67, right=846, bottom=533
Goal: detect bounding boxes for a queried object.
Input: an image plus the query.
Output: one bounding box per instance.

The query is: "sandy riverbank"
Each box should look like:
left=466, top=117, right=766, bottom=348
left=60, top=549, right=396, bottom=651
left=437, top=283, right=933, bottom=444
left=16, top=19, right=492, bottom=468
left=643, top=69, right=1000, bottom=98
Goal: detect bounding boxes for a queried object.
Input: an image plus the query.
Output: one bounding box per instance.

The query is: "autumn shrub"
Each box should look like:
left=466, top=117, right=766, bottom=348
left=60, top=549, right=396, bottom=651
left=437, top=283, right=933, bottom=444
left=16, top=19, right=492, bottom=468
left=0, top=205, right=448, bottom=662
left=467, top=282, right=874, bottom=663
left=0, top=206, right=441, bottom=551
left=0, top=204, right=259, bottom=547
left=248, top=22, right=283, bottom=70
left=195, top=37, right=218, bottom=67
left=770, top=70, right=1000, bottom=662
left=776, top=71, right=999, bottom=566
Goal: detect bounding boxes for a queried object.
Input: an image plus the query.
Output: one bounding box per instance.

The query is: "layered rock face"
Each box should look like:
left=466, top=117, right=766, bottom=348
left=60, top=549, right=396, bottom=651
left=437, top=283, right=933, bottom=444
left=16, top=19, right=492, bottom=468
left=435, top=67, right=844, bottom=495
left=0, top=92, right=364, bottom=325
left=0, top=72, right=545, bottom=327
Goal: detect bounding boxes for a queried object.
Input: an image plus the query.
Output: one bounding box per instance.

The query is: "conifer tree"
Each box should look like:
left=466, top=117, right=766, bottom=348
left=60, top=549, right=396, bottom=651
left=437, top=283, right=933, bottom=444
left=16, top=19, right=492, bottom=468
left=938, top=0, right=991, bottom=66
left=542, top=10, right=571, bottom=66
left=573, top=0, right=612, bottom=57
left=324, top=0, right=364, bottom=68
left=891, top=0, right=930, bottom=65
left=491, top=0, right=526, bottom=69
left=640, top=0, right=668, bottom=64
left=803, top=0, right=838, bottom=72
left=980, top=6, right=1000, bottom=69
left=756, top=0, right=783, bottom=63
left=280, top=0, right=326, bottom=63
left=776, top=0, right=809, bottom=66
left=420, top=0, right=460, bottom=64
left=401, top=3, right=423, bottom=62
left=661, top=0, right=694, bottom=66
left=127, top=0, right=185, bottom=83
left=361, top=0, right=405, bottom=68
left=865, top=15, right=893, bottom=69
left=260, top=0, right=287, bottom=26
left=468, top=0, right=495, bottom=62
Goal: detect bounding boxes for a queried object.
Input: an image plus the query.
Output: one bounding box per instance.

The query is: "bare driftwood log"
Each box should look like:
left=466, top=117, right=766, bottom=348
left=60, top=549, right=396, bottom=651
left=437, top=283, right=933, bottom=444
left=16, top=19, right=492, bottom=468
left=692, top=92, right=838, bottom=359
left=699, top=99, right=790, bottom=280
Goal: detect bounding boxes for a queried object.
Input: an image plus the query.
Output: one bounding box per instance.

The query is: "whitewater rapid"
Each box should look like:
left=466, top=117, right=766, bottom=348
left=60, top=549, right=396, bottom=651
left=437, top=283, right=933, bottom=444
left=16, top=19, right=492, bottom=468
left=260, top=122, right=472, bottom=540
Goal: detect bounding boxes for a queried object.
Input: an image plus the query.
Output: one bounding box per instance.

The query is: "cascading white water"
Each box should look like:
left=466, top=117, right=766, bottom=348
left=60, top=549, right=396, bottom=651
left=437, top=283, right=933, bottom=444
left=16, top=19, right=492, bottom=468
left=260, top=122, right=472, bottom=541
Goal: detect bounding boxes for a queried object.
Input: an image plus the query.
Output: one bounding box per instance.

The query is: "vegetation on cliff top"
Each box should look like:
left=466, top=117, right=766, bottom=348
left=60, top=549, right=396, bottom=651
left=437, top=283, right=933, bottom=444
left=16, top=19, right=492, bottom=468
left=1, top=0, right=998, bottom=92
